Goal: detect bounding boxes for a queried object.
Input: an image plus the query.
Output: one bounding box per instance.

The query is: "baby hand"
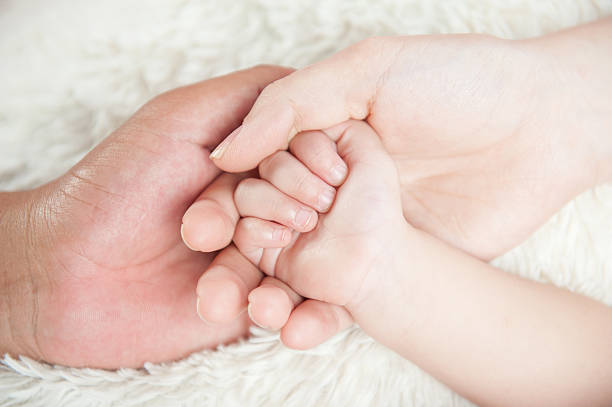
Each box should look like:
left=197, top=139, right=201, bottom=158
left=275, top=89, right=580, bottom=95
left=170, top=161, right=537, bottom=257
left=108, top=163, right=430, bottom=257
left=231, top=120, right=410, bottom=339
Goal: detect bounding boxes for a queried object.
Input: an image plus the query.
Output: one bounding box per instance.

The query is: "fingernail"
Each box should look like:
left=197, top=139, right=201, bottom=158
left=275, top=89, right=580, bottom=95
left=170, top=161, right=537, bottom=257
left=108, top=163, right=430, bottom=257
left=318, top=189, right=335, bottom=211
left=247, top=303, right=269, bottom=329
left=196, top=297, right=212, bottom=324
left=330, top=163, right=348, bottom=184
left=210, top=125, right=242, bottom=160
left=180, top=224, right=198, bottom=251
left=294, top=208, right=313, bottom=229
left=272, top=227, right=288, bottom=241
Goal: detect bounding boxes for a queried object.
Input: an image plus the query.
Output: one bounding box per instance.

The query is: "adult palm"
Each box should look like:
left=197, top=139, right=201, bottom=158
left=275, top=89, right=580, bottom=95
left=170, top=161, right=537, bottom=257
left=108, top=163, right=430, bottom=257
left=212, top=34, right=603, bottom=259
left=19, top=66, right=289, bottom=368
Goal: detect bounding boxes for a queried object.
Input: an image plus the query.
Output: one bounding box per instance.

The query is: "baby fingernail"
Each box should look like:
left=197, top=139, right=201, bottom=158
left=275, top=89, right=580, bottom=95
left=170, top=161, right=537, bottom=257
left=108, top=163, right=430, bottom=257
left=330, top=163, right=348, bottom=184
left=272, top=227, right=288, bottom=241
left=294, top=208, right=314, bottom=229
left=318, top=189, right=335, bottom=211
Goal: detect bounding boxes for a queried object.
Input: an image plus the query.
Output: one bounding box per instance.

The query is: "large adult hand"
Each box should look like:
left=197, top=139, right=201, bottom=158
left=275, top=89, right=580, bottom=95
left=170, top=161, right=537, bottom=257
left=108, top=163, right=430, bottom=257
left=209, top=19, right=612, bottom=260
left=0, top=66, right=291, bottom=368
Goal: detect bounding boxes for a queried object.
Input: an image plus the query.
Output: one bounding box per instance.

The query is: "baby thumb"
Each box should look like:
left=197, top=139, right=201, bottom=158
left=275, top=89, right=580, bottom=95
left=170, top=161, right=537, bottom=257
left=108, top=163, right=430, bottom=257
left=333, top=120, right=398, bottom=181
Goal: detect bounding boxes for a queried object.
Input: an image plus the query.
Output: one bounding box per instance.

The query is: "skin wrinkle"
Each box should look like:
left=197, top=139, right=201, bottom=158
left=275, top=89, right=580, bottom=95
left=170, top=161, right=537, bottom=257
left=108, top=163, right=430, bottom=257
left=388, top=132, right=509, bottom=163
left=146, top=68, right=278, bottom=151
left=67, top=171, right=138, bottom=207
left=411, top=181, right=496, bottom=208
left=343, top=236, right=397, bottom=309
left=292, top=168, right=313, bottom=200
left=120, top=120, right=206, bottom=152
left=0, top=200, right=18, bottom=356
left=0, top=66, right=295, bottom=368
left=15, top=196, right=45, bottom=361
left=111, top=133, right=162, bottom=156
left=65, top=168, right=179, bottom=274
left=366, top=38, right=408, bottom=118
left=57, top=188, right=102, bottom=220
left=38, top=190, right=64, bottom=249
left=256, top=80, right=305, bottom=145
left=59, top=170, right=171, bottom=267
left=394, top=124, right=537, bottom=209
left=404, top=189, right=453, bottom=233
left=64, top=234, right=187, bottom=275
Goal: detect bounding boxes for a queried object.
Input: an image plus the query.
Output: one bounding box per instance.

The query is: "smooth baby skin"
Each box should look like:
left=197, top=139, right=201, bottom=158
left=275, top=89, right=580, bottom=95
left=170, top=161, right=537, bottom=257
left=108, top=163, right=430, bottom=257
left=190, top=129, right=354, bottom=344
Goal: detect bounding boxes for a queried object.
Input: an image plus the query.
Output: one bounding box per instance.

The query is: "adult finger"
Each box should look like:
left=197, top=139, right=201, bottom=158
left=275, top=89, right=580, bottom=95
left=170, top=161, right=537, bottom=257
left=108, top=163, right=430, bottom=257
left=247, top=278, right=353, bottom=346
left=182, top=172, right=250, bottom=252
left=247, top=277, right=303, bottom=330
left=196, top=245, right=264, bottom=324
left=133, top=64, right=295, bottom=149
left=280, top=300, right=354, bottom=350
left=209, top=38, right=397, bottom=171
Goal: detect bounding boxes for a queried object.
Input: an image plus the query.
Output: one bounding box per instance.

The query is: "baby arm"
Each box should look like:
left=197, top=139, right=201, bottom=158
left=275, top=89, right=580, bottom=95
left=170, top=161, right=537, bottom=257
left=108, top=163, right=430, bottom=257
left=232, top=120, right=612, bottom=407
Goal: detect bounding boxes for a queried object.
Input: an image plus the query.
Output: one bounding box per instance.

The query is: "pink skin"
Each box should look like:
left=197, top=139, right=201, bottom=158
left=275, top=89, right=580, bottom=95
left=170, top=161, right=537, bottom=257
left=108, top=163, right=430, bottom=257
left=0, top=66, right=294, bottom=369
left=230, top=120, right=400, bottom=343
left=205, top=120, right=612, bottom=407
left=186, top=129, right=355, bottom=348
left=189, top=22, right=612, bottom=350
left=193, top=122, right=403, bottom=347
left=183, top=21, right=612, bottom=406
left=209, top=32, right=608, bottom=261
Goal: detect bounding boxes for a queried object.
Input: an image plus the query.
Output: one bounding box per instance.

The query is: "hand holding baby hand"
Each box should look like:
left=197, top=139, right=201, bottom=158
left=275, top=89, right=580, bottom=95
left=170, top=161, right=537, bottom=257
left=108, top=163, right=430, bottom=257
left=228, top=120, right=411, bottom=344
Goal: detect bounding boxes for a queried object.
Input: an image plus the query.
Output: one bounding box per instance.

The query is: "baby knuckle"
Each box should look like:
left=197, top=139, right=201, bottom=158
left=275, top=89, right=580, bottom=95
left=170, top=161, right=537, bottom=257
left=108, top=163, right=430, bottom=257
left=259, top=151, right=288, bottom=177
left=293, top=173, right=315, bottom=201
left=235, top=220, right=258, bottom=246
left=268, top=196, right=285, bottom=218
left=234, top=178, right=259, bottom=205
left=241, top=218, right=259, bottom=234
left=315, top=146, right=338, bottom=171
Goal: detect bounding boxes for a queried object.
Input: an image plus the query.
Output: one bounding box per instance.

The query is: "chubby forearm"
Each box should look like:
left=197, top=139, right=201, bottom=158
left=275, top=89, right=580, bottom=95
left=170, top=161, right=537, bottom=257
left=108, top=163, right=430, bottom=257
left=526, top=17, right=612, bottom=184
left=351, top=228, right=612, bottom=407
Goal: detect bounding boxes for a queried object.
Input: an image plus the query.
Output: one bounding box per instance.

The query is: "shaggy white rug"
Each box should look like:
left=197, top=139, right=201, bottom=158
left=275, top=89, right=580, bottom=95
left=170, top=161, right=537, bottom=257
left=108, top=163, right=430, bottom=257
left=1, top=0, right=611, bottom=406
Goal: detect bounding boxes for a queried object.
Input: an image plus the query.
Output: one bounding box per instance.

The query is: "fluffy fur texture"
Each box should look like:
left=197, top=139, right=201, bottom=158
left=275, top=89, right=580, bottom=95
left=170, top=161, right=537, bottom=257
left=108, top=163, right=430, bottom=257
left=1, top=0, right=611, bottom=405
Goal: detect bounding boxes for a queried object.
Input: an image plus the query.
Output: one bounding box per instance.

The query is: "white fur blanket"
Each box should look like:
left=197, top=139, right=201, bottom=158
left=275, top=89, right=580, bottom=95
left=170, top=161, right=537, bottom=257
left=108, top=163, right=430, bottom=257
left=1, top=0, right=611, bottom=405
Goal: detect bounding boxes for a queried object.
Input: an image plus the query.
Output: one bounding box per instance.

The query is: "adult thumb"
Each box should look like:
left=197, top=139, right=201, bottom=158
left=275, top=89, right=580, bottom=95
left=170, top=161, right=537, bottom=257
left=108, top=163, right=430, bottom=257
left=209, top=38, right=396, bottom=172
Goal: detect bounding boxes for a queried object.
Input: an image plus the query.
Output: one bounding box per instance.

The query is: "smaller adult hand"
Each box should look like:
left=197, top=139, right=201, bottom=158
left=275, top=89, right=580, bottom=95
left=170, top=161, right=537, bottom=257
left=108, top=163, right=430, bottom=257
left=209, top=20, right=612, bottom=260
left=189, top=19, right=612, bottom=352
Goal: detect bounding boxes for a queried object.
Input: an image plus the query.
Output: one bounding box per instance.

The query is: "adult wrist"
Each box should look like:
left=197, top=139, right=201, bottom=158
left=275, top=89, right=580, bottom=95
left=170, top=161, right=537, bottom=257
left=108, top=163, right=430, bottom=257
left=524, top=18, right=612, bottom=185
